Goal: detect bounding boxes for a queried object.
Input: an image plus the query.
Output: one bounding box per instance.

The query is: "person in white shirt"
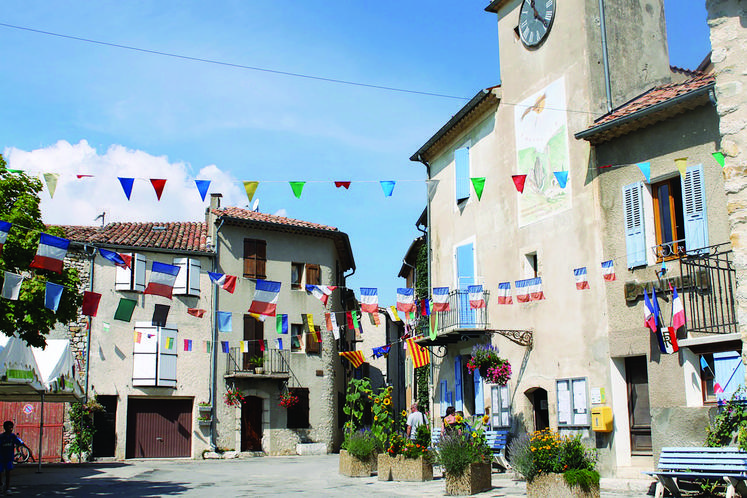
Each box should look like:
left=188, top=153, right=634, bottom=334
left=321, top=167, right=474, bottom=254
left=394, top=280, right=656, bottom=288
left=405, top=402, right=427, bottom=440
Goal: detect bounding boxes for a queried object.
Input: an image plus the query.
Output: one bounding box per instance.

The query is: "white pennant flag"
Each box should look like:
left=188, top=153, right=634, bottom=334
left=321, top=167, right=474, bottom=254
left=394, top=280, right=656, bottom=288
left=329, top=312, right=340, bottom=340
left=1, top=271, right=24, bottom=300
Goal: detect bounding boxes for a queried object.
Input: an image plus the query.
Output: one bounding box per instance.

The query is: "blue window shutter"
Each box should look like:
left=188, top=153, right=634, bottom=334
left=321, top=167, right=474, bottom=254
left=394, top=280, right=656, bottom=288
left=682, top=164, right=709, bottom=254
left=455, top=355, right=463, bottom=411
left=456, top=243, right=476, bottom=328
left=440, top=380, right=448, bottom=417
left=623, top=182, right=646, bottom=268
left=714, top=351, right=745, bottom=401
left=455, top=147, right=470, bottom=202
left=474, top=368, right=485, bottom=415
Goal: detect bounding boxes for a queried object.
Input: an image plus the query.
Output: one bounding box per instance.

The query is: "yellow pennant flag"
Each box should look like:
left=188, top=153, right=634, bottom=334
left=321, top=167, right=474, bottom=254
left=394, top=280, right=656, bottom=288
left=243, top=181, right=259, bottom=202
left=240, top=340, right=249, bottom=353
left=306, top=313, right=315, bottom=331
left=43, top=173, right=59, bottom=198
left=674, top=157, right=688, bottom=178
left=388, top=306, right=401, bottom=322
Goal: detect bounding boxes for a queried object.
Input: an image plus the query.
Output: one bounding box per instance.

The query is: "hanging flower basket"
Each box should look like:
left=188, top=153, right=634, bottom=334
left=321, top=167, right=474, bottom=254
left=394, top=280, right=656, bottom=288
left=224, top=387, right=245, bottom=407
left=466, top=344, right=512, bottom=386
left=279, top=392, right=299, bottom=408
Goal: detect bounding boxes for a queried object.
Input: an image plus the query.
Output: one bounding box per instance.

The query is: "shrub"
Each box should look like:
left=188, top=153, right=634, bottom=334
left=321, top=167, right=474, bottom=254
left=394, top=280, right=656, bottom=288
left=511, top=429, right=597, bottom=483
left=706, top=388, right=747, bottom=447
left=507, top=432, right=534, bottom=480
left=563, top=469, right=600, bottom=491
left=414, top=424, right=431, bottom=448
left=343, top=430, right=376, bottom=462
left=436, top=428, right=491, bottom=477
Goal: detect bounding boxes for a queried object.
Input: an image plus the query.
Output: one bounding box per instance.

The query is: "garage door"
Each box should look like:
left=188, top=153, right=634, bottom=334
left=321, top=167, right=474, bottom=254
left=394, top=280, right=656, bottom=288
left=126, top=398, right=192, bottom=458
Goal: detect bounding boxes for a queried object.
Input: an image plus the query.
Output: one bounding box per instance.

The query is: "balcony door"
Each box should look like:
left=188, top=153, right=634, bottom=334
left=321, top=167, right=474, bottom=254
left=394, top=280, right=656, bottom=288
left=456, top=242, right=475, bottom=328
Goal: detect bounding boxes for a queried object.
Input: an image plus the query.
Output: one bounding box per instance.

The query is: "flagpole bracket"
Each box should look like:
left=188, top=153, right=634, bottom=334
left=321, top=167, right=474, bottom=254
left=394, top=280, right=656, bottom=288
left=492, top=329, right=533, bottom=348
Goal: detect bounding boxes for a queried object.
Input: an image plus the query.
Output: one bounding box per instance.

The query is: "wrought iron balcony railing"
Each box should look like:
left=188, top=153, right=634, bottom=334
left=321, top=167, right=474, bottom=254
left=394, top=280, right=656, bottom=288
left=437, top=289, right=491, bottom=332
left=225, top=348, right=290, bottom=376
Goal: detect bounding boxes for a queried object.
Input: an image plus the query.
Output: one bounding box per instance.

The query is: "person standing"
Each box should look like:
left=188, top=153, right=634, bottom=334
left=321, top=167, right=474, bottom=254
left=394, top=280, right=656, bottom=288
left=0, top=421, right=24, bottom=494
left=405, top=402, right=427, bottom=440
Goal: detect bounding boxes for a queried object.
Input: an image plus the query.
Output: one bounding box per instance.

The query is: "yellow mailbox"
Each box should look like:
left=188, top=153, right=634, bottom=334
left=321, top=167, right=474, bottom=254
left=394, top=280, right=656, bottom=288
left=591, top=406, right=613, bottom=432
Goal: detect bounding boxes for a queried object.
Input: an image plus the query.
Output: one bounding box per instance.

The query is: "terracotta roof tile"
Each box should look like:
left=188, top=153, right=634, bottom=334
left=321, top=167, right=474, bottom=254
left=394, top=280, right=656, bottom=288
left=213, top=207, right=338, bottom=232
left=60, top=222, right=209, bottom=253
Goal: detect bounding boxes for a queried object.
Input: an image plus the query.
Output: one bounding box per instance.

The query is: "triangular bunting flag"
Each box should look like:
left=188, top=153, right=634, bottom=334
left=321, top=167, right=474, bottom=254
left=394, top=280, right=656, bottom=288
left=289, top=181, right=305, bottom=199
left=636, top=162, right=651, bottom=182
left=380, top=180, right=396, bottom=197
left=43, top=173, right=59, bottom=198
left=553, top=171, right=568, bottom=189
left=712, top=152, right=725, bottom=168
left=674, top=157, right=687, bottom=178
left=243, top=181, right=259, bottom=202
left=334, top=181, right=351, bottom=189
left=195, top=179, right=211, bottom=201
left=470, top=177, right=485, bottom=201
left=512, top=174, right=527, bottom=193
left=150, top=179, right=167, bottom=200
left=118, top=177, right=134, bottom=200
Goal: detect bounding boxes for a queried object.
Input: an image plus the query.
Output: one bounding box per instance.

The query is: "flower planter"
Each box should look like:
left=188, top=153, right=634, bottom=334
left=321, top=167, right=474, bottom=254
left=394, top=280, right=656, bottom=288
left=445, top=462, right=492, bottom=495
left=339, top=449, right=374, bottom=477
left=377, top=453, right=393, bottom=481
left=526, top=473, right=600, bottom=498
left=378, top=454, right=433, bottom=481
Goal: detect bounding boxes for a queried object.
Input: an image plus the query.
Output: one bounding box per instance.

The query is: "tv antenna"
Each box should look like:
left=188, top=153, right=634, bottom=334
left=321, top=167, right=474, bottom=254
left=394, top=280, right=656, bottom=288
left=94, top=211, right=106, bottom=228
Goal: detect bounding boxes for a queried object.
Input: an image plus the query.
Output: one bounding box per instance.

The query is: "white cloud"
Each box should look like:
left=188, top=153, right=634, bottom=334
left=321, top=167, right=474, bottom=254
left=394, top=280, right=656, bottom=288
left=4, top=140, right=245, bottom=226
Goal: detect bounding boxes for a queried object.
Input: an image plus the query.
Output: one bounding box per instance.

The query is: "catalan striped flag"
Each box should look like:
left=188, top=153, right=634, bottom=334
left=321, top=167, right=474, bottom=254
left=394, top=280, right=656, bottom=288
left=406, top=338, right=431, bottom=369
left=339, top=350, right=366, bottom=368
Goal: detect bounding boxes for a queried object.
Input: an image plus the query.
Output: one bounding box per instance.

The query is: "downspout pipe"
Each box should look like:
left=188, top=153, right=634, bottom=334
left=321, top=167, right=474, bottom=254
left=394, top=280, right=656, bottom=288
left=83, top=244, right=96, bottom=403
left=598, top=0, right=613, bottom=113
left=209, top=218, right=225, bottom=451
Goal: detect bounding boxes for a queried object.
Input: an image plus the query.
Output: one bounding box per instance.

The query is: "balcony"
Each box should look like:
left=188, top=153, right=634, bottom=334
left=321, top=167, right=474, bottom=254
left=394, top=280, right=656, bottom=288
left=416, top=290, right=492, bottom=347
left=225, top=348, right=291, bottom=380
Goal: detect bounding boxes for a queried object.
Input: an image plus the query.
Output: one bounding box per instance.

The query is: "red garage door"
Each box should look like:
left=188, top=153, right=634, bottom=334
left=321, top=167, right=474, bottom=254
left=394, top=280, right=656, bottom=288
left=0, top=401, right=64, bottom=462
left=126, top=398, right=192, bottom=458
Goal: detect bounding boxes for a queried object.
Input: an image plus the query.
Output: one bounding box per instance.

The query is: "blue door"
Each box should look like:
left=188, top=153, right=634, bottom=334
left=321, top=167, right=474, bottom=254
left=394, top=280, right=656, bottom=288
left=456, top=243, right=475, bottom=327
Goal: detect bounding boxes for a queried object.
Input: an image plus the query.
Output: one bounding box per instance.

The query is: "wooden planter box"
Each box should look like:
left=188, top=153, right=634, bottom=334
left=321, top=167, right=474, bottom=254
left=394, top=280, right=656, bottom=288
left=445, top=461, right=492, bottom=495
left=526, top=473, right=600, bottom=498
left=339, top=449, right=374, bottom=477
left=378, top=454, right=433, bottom=481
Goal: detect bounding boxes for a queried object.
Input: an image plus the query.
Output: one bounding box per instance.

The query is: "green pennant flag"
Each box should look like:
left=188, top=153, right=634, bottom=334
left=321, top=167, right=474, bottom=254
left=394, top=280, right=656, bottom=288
left=470, top=177, right=486, bottom=201
left=289, top=181, right=306, bottom=199
left=352, top=310, right=360, bottom=332
left=429, top=312, right=438, bottom=340
left=114, top=298, right=137, bottom=322
left=712, top=152, right=725, bottom=168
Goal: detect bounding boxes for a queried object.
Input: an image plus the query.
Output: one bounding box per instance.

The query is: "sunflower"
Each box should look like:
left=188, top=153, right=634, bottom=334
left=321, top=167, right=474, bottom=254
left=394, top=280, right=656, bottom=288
left=383, top=398, right=391, bottom=406
left=374, top=415, right=378, bottom=421
left=482, top=414, right=490, bottom=424
left=387, top=386, right=393, bottom=393
left=455, top=414, right=463, bottom=423
left=472, top=432, right=477, bottom=438
left=374, top=398, right=380, bottom=404
left=401, top=410, right=407, bottom=417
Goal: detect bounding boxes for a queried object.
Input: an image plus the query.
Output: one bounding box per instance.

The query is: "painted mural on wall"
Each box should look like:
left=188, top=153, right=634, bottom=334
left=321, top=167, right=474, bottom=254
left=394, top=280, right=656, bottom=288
left=514, top=77, right=571, bottom=227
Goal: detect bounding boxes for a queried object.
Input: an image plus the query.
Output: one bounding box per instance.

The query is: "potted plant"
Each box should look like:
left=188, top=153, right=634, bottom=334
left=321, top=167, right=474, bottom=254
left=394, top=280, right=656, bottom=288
left=252, top=355, right=264, bottom=374
left=279, top=391, right=299, bottom=408
left=198, top=401, right=212, bottom=412
left=509, top=428, right=599, bottom=498
left=339, top=429, right=377, bottom=477
left=380, top=428, right=433, bottom=482
left=436, top=415, right=493, bottom=495
left=466, top=344, right=512, bottom=386
left=197, top=415, right=211, bottom=426
left=224, top=387, right=244, bottom=407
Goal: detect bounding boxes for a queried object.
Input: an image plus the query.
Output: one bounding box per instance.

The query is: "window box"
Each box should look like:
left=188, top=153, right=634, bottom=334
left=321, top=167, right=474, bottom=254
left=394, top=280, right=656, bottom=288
left=198, top=403, right=212, bottom=412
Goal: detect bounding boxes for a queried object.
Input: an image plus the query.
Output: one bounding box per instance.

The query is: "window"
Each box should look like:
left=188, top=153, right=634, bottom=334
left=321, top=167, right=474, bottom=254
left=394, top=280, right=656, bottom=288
left=623, top=164, right=709, bottom=268
left=243, top=239, right=267, bottom=279
left=455, top=147, right=470, bottom=204
left=291, top=263, right=304, bottom=289
left=490, top=385, right=511, bottom=428
left=291, top=324, right=303, bottom=352
left=173, top=257, right=201, bottom=296
left=132, top=323, right=177, bottom=388
left=242, top=315, right=264, bottom=370
left=305, top=326, right=321, bottom=354
left=556, top=378, right=589, bottom=426
left=115, top=253, right=146, bottom=292
left=524, top=252, right=538, bottom=278
left=306, top=264, right=321, bottom=286
left=700, top=350, right=745, bottom=404
left=287, top=388, right=310, bottom=429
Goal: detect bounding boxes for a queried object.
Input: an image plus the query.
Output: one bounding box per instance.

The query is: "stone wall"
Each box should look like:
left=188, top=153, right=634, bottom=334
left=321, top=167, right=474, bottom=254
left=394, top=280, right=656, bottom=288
left=707, top=0, right=747, bottom=375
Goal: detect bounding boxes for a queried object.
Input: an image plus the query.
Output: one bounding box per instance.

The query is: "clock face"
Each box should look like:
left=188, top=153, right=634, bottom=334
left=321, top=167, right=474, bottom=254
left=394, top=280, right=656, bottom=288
left=519, top=0, right=556, bottom=47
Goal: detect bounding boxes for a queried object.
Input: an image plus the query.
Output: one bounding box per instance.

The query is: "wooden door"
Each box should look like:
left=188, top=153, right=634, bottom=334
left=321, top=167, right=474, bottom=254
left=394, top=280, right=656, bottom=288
left=126, top=398, right=192, bottom=458
left=241, top=396, right=263, bottom=451
left=626, top=356, right=652, bottom=454
left=0, top=401, right=64, bottom=462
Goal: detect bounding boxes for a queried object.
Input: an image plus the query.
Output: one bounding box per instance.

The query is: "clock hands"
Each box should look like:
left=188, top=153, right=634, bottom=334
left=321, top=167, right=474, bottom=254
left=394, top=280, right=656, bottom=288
left=529, top=0, right=549, bottom=28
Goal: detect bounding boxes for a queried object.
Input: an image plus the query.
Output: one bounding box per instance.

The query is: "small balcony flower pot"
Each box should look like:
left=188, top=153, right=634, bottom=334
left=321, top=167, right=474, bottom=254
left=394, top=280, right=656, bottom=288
left=444, top=461, right=492, bottom=496
left=526, top=473, right=600, bottom=498
left=338, top=449, right=373, bottom=477
left=197, top=418, right=212, bottom=426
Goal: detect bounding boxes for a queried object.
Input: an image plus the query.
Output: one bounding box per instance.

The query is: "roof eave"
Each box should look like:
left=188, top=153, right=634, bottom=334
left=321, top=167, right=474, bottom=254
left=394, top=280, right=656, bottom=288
left=485, top=0, right=510, bottom=13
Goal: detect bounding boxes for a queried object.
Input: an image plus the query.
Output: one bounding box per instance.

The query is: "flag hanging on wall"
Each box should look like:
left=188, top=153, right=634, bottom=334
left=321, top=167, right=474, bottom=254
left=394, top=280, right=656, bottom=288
left=406, top=338, right=431, bottom=369
left=346, top=311, right=354, bottom=330
left=468, top=285, right=485, bottom=308
left=360, top=288, right=378, bottom=313
left=432, top=287, right=450, bottom=312
left=420, top=298, right=431, bottom=316
left=574, top=267, right=590, bottom=290
left=396, top=288, right=416, bottom=313
left=601, top=260, right=616, bottom=281
left=208, top=272, right=237, bottom=293
left=30, top=233, right=70, bottom=274
left=204, top=340, right=212, bottom=353
left=497, top=282, right=513, bottom=305
left=277, top=338, right=284, bottom=350
left=339, top=351, right=366, bottom=368
left=249, top=280, right=281, bottom=316
left=670, top=284, right=686, bottom=330
left=305, top=285, right=337, bottom=306
left=144, top=261, right=180, bottom=299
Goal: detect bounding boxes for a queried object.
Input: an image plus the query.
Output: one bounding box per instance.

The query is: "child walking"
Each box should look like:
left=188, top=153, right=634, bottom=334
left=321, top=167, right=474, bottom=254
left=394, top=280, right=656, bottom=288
left=0, top=421, right=24, bottom=494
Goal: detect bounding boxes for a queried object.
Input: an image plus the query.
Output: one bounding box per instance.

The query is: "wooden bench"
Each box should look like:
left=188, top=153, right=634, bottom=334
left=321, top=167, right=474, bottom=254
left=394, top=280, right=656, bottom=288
left=484, top=429, right=510, bottom=470
left=644, top=447, right=747, bottom=498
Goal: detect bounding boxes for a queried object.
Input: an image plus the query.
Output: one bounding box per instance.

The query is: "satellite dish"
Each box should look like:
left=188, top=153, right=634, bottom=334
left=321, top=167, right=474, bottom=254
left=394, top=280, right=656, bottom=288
left=252, top=199, right=260, bottom=212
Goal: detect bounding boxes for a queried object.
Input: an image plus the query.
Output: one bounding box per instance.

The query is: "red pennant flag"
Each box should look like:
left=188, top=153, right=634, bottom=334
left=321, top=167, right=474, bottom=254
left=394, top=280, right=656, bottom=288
left=187, top=308, right=206, bottom=318
left=259, top=339, right=266, bottom=352
left=334, top=181, right=351, bottom=189
left=325, top=313, right=333, bottom=331
left=512, top=174, right=527, bottom=193
left=150, top=179, right=167, bottom=200
left=76, top=174, right=94, bottom=179
left=346, top=311, right=354, bottom=329
left=82, top=291, right=102, bottom=317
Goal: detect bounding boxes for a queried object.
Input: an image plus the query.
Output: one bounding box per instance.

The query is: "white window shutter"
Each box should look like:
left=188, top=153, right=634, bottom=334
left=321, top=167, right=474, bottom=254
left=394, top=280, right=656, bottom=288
left=115, top=253, right=134, bottom=291
left=132, top=324, right=158, bottom=386
left=682, top=164, right=709, bottom=254
left=173, top=258, right=188, bottom=295
left=188, top=259, right=201, bottom=296
left=157, top=325, right=178, bottom=388
left=133, top=253, right=147, bottom=292
left=623, top=182, right=647, bottom=268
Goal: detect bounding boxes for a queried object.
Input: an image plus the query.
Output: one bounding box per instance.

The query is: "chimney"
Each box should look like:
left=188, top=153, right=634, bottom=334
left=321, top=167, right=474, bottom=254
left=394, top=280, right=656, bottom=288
left=210, top=193, right=222, bottom=211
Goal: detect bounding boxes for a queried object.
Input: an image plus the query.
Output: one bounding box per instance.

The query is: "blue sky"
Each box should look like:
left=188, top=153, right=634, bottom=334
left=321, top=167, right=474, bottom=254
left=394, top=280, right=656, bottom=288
left=0, top=1, right=711, bottom=302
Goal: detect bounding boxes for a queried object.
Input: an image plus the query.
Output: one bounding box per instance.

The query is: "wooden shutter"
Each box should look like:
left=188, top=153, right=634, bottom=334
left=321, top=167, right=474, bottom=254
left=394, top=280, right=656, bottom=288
left=255, top=240, right=267, bottom=279
left=306, top=264, right=321, bottom=286
left=714, top=351, right=745, bottom=401
left=454, top=355, right=463, bottom=412
left=132, top=324, right=158, bottom=386
left=243, top=239, right=267, bottom=279
left=455, top=147, right=470, bottom=202
left=440, top=380, right=448, bottom=417
left=682, top=164, right=709, bottom=254
left=474, top=368, right=485, bottom=415
left=623, top=182, right=647, bottom=268
left=157, top=325, right=178, bottom=388
left=187, top=259, right=200, bottom=296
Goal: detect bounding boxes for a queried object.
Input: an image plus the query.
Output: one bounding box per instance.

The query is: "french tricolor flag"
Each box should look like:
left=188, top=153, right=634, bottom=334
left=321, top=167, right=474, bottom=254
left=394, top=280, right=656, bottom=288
left=209, top=272, right=237, bottom=293
left=601, top=260, right=616, bottom=281
left=432, top=287, right=450, bottom=312
left=249, top=280, right=282, bottom=316
left=99, top=248, right=130, bottom=269
left=497, top=282, right=513, bottom=304
left=360, top=287, right=378, bottom=313
left=670, top=284, right=686, bottom=330
left=306, top=284, right=337, bottom=306
left=30, top=233, right=70, bottom=274
left=468, top=285, right=485, bottom=309
left=515, top=279, right=532, bottom=303
left=396, top=288, right=416, bottom=313
left=144, top=261, right=180, bottom=299
left=0, top=221, right=10, bottom=254
left=574, top=267, right=590, bottom=290
left=528, top=277, right=545, bottom=301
